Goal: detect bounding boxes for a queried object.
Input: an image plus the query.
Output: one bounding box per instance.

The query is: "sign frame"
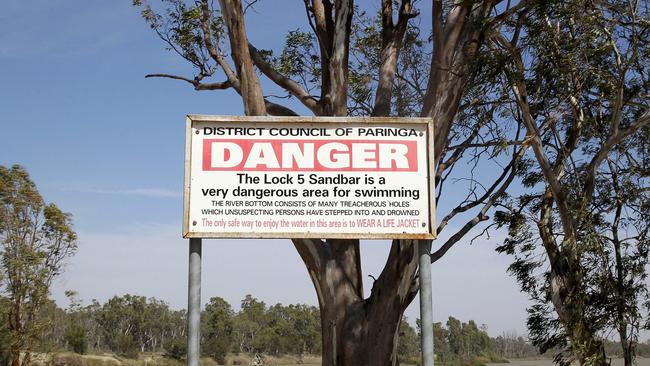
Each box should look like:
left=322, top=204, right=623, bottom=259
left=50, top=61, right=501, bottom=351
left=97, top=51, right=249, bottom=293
left=183, top=115, right=436, bottom=240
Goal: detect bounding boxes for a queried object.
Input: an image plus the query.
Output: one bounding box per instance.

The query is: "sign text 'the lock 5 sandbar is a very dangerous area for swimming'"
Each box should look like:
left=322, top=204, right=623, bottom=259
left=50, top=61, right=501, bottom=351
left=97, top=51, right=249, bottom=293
left=183, top=116, right=436, bottom=239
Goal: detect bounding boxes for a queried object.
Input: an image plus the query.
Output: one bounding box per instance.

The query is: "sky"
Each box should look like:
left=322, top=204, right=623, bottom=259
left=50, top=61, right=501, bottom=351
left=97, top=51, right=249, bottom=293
left=0, top=0, right=531, bottom=336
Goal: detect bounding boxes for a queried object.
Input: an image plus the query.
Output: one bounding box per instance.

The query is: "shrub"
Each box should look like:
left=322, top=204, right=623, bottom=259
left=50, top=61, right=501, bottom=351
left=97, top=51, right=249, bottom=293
left=64, top=325, right=88, bottom=355
left=164, top=337, right=187, bottom=361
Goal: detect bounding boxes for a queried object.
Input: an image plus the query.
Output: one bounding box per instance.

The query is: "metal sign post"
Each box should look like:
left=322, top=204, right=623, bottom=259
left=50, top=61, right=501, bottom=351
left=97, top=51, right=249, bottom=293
left=419, top=240, right=434, bottom=366
left=187, top=238, right=202, bottom=366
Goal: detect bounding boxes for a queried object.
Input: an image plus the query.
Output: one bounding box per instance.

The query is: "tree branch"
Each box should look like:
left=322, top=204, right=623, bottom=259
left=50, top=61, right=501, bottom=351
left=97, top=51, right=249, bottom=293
left=437, top=145, right=523, bottom=235
left=218, top=0, right=266, bottom=116
left=489, top=0, right=532, bottom=25
left=248, top=43, right=322, bottom=115
left=368, top=239, right=419, bottom=313
left=264, top=100, right=299, bottom=116
left=423, top=1, right=497, bottom=163
left=582, top=110, right=650, bottom=208
left=198, top=0, right=241, bottom=91
left=493, top=32, right=577, bottom=244
left=323, top=0, right=353, bottom=116
left=371, top=0, right=417, bottom=117
left=432, top=142, right=525, bottom=263
left=310, top=0, right=334, bottom=107
left=144, top=74, right=296, bottom=116
left=292, top=238, right=326, bottom=304
left=145, top=73, right=232, bottom=90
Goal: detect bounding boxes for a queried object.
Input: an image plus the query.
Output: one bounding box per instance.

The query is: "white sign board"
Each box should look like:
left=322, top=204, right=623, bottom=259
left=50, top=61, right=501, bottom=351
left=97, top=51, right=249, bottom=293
left=183, top=115, right=436, bottom=239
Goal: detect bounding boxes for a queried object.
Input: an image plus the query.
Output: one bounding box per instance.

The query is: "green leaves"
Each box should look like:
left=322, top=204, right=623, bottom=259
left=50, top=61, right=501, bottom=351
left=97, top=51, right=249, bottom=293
left=0, top=165, right=77, bottom=364
left=134, top=0, right=224, bottom=80
left=203, top=296, right=234, bottom=362
left=492, top=2, right=650, bottom=363
left=277, top=30, right=318, bottom=78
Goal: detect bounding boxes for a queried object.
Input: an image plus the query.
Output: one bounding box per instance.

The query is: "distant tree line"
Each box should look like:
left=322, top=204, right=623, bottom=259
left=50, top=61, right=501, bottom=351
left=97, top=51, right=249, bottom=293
left=428, top=317, right=650, bottom=366
left=426, top=317, right=537, bottom=365
left=0, top=293, right=323, bottom=364
left=2, top=291, right=650, bottom=365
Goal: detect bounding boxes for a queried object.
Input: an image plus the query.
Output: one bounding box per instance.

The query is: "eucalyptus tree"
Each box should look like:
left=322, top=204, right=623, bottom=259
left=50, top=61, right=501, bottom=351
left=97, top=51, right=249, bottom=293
left=0, top=165, right=78, bottom=366
left=133, top=0, right=537, bottom=364
left=202, top=296, right=234, bottom=363
left=95, top=294, right=179, bottom=355
left=491, top=1, right=650, bottom=365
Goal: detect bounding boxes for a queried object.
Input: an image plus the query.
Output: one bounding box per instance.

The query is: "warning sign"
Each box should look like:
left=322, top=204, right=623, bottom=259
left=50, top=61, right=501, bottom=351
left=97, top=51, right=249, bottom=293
left=183, top=115, right=435, bottom=239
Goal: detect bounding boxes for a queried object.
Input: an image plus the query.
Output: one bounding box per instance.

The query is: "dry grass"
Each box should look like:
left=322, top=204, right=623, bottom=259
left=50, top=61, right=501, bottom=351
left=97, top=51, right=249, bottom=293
left=27, top=352, right=322, bottom=366
left=31, top=352, right=123, bottom=366
left=224, top=353, right=321, bottom=365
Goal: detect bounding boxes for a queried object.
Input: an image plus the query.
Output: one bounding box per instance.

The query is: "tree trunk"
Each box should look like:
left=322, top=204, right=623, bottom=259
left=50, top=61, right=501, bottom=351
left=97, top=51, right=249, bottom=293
left=22, top=352, right=31, bottom=366
left=294, top=239, right=419, bottom=366
left=622, top=340, right=632, bottom=366
left=613, top=216, right=633, bottom=366
left=549, top=267, right=608, bottom=366
left=320, top=301, right=405, bottom=366
left=570, top=325, right=607, bottom=366
left=218, top=0, right=266, bottom=116
left=11, top=298, right=22, bottom=366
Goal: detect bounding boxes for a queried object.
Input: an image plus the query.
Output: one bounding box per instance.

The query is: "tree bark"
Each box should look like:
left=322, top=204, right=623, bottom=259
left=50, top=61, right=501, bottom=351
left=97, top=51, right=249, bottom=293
left=371, top=0, right=413, bottom=117
left=218, top=0, right=266, bottom=116
left=548, top=265, right=608, bottom=366
left=613, top=208, right=632, bottom=366
left=11, top=297, right=22, bottom=366
left=323, top=0, right=353, bottom=117
left=294, top=239, right=419, bottom=366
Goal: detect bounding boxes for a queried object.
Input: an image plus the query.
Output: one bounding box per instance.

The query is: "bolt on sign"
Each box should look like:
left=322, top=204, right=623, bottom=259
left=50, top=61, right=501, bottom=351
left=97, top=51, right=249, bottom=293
left=183, top=115, right=436, bottom=239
